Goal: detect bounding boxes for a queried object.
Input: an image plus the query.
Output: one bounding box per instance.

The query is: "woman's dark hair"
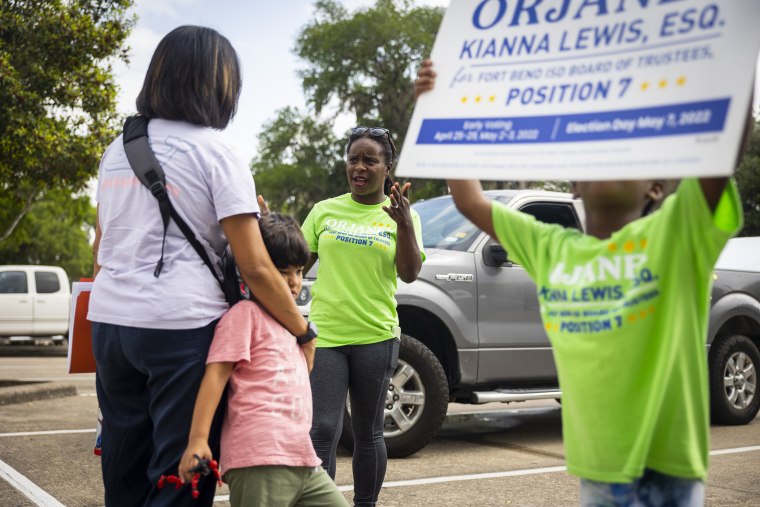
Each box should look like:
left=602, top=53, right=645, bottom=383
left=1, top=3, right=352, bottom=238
left=346, top=127, right=397, bottom=195
left=136, top=26, right=242, bottom=129
left=258, top=213, right=311, bottom=269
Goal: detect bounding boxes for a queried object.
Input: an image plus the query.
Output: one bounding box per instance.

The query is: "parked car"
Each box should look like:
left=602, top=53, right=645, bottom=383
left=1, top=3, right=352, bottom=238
left=0, top=265, right=71, bottom=341
left=708, top=237, right=760, bottom=425
left=298, top=191, right=760, bottom=458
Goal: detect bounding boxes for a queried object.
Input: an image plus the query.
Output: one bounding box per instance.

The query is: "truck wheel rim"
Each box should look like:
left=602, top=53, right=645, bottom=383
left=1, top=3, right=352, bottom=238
left=383, top=359, right=426, bottom=438
left=723, top=351, right=757, bottom=410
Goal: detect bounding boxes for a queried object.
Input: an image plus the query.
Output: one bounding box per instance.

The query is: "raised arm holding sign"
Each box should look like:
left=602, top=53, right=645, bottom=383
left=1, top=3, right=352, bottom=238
left=398, top=0, right=760, bottom=181
left=409, top=2, right=756, bottom=502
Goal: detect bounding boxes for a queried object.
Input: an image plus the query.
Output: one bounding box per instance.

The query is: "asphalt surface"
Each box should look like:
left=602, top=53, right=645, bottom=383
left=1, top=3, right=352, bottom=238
left=1, top=351, right=759, bottom=506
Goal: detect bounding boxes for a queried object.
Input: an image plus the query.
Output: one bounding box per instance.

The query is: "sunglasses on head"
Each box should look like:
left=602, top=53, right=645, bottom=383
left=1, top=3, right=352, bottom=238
left=350, top=126, right=390, bottom=139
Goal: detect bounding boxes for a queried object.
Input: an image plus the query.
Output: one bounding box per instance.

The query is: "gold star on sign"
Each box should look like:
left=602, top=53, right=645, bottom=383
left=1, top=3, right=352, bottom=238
left=641, top=82, right=650, bottom=91
left=489, top=95, right=496, bottom=102
left=676, top=76, right=686, bottom=86
left=475, top=96, right=482, bottom=103
left=461, top=96, right=468, bottom=103
left=659, top=79, right=667, bottom=88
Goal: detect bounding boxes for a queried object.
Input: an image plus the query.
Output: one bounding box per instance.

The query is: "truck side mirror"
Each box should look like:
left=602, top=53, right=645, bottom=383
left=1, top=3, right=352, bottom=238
left=483, top=243, right=510, bottom=267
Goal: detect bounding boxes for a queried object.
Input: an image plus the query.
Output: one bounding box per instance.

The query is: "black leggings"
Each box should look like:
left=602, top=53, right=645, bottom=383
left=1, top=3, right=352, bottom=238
left=309, top=338, right=399, bottom=507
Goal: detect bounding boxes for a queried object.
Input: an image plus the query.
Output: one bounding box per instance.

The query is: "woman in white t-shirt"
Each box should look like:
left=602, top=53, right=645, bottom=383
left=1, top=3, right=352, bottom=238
left=89, top=26, right=313, bottom=507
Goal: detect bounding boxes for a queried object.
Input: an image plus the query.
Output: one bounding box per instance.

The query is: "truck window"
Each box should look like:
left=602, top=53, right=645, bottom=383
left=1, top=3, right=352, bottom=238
left=414, top=196, right=483, bottom=252
left=0, top=271, right=28, bottom=294
left=519, top=203, right=580, bottom=229
left=414, top=194, right=516, bottom=252
left=35, top=271, right=61, bottom=294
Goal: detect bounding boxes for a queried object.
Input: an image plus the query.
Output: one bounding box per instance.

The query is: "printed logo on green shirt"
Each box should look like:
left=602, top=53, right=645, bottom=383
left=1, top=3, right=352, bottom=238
left=539, top=238, right=661, bottom=335
left=321, top=218, right=395, bottom=251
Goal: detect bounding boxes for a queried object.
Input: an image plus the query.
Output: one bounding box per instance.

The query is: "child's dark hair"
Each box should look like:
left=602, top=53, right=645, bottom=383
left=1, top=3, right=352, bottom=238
left=258, top=213, right=310, bottom=269
left=346, top=127, right=397, bottom=195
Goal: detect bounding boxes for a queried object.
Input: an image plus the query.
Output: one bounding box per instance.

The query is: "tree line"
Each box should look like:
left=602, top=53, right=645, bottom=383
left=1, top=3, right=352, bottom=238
left=1, top=0, right=758, bottom=282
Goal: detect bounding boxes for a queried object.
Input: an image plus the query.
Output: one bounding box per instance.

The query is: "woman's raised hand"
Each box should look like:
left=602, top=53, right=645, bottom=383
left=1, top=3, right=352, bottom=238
left=383, top=181, right=413, bottom=225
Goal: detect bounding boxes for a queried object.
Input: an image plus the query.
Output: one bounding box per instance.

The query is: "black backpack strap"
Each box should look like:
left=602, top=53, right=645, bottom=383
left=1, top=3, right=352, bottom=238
left=122, top=116, right=223, bottom=285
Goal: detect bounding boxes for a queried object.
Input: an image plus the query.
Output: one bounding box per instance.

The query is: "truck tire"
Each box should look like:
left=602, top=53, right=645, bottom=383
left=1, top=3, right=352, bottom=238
left=709, top=334, right=760, bottom=425
left=339, top=334, right=449, bottom=458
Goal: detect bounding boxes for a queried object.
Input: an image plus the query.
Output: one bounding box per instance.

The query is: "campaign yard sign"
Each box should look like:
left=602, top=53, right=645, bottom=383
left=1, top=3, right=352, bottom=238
left=396, top=0, right=760, bottom=181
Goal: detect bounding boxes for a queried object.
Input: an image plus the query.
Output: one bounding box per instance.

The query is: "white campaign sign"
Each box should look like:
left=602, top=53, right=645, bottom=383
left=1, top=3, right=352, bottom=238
left=396, top=0, right=760, bottom=181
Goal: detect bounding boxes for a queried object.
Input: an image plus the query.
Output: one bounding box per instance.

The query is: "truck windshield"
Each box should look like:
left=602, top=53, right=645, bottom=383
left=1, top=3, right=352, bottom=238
left=413, top=194, right=513, bottom=252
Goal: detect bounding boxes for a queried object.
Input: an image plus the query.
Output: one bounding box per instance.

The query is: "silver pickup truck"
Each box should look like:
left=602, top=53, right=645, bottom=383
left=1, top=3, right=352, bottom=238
left=299, top=191, right=760, bottom=458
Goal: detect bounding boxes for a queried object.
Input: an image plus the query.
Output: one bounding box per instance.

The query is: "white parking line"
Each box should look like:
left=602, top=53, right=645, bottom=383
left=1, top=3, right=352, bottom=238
left=20, top=377, right=95, bottom=381
left=215, top=444, right=760, bottom=501
left=1, top=425, right=756, bottom=505
left=0, top=457, right=65, bottom=507
left=343, top=464, right=569, bottom=491
left=710, top=445, right=760, bottom=455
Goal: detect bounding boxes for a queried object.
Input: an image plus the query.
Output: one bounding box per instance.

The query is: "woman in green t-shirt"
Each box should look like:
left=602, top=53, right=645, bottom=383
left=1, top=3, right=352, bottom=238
left=302, top=127, right=425, bottom=507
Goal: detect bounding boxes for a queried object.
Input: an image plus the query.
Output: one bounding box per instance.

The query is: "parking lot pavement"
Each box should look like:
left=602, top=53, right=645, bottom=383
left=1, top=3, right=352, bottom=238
left=1, top=356, right=759, bottom=506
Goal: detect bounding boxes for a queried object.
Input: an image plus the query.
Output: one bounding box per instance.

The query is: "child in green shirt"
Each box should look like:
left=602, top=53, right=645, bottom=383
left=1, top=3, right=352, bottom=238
left=415, top=60, right=747, bottom=506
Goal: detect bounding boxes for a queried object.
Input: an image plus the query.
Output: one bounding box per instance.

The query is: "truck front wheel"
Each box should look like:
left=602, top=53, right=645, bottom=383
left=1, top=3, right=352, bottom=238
left=709, top=334, right=760, bottom=425
left=339, top=334, right=449, bottom=458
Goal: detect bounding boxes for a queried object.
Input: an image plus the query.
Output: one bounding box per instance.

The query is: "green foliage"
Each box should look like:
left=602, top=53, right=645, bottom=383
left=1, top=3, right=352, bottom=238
left=258, top=0, right=570, bottom=209
left=0, top=189, right=96, bottom=281
left=0, top=0, right=133, bottom=243
left=735, top=117, right=760, bottom=237
left=252, top=107, right=346, bottom=223
left=297, top=0, right=441, bottom=143
left=293, top=0, right=447, bottom=202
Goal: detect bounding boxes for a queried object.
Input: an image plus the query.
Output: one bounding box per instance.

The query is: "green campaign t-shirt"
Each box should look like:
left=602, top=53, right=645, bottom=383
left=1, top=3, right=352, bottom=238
left=302, top=193, right=425, bottom=348
left=492, top=178, right=742, bottom=483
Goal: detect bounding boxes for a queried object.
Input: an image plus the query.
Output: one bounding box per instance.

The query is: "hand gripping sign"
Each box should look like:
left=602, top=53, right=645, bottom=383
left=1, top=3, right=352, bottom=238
left=396, top=0, right=760, bottom=181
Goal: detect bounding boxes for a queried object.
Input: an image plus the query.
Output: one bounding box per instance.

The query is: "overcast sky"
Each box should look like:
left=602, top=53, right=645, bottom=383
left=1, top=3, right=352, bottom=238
left=113, top=0, right=760, bottom=165
left=112, top=0, right=448, bottom=164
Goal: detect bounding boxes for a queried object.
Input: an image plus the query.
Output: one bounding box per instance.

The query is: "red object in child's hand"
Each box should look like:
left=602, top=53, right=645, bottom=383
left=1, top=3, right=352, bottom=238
left=157, top=474, right=184, bottom=490
left=156, top=455, right=222, bottom=501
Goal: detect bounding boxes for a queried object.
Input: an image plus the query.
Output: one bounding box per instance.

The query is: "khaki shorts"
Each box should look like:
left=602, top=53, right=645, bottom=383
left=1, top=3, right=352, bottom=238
left=224, top=465, right=348, bottom=507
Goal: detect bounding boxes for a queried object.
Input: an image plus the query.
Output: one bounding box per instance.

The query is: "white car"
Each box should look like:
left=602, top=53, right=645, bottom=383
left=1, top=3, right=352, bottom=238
left=0, top=265, right=71, bottom=341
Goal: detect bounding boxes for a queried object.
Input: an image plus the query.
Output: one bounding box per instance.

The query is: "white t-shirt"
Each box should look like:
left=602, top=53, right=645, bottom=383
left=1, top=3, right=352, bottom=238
left=88, top=118, right=259, bottom=329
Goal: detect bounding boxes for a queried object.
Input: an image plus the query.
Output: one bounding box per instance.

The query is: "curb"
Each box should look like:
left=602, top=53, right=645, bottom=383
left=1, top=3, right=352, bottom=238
left=0, top=343, right=68, bottom=357
left=0, top=381, right=78, bottom=406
